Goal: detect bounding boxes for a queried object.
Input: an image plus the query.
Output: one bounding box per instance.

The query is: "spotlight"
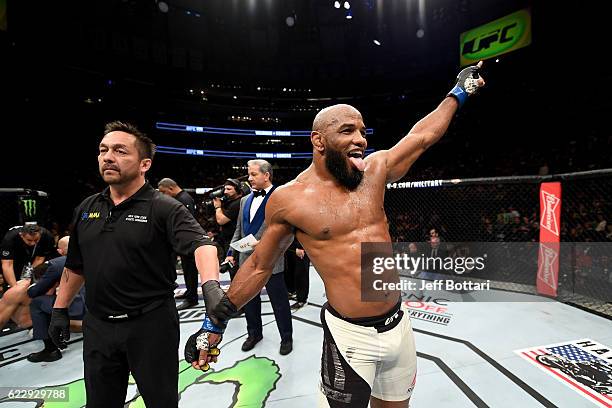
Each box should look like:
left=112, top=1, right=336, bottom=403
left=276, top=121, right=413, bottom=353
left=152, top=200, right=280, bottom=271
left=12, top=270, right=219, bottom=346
left=334, top=1, right=341, bottom=8
left=344, top=1, right=351, bottom=9
left=157, top=1, right=169, bottom=13
left=345, top=10, right=352, bottom=19
left=416, top=28, right=425, bottom=38
left=373, top=39, right=381, bottom=46
left=285, top=13, right=296, bottom=27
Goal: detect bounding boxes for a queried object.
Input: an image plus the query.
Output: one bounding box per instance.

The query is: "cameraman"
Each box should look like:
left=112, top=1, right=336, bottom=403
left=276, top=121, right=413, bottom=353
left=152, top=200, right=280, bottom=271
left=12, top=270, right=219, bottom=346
left=213, top=178, right=243, bottom=278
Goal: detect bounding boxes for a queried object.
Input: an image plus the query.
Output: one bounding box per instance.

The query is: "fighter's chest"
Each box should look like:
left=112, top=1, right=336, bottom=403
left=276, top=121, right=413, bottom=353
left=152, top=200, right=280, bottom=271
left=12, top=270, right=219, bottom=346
left=291, top=191, right=382, bottom=240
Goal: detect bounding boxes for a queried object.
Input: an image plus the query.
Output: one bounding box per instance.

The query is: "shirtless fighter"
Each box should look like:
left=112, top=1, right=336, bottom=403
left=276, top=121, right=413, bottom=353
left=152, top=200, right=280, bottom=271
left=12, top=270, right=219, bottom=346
left=186, top=62, right=485, bottom=407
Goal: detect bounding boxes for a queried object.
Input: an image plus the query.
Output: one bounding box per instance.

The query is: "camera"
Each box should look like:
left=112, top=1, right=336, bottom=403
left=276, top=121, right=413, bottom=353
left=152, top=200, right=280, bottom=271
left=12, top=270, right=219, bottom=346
left=219, top=258, right=235, bottom=274
left=209, top=188, right=225, bottom=200
left=203, top=188, right=228, bottom=211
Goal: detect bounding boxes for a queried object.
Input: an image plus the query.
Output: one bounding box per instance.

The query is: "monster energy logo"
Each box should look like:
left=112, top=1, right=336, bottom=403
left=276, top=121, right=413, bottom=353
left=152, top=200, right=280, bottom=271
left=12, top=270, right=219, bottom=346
left=21, top=199, right=37, bottom=218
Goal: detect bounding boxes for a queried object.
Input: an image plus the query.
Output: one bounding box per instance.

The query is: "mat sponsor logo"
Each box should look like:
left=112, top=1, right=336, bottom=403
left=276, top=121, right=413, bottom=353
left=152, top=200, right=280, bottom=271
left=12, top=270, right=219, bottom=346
left=540, top=191, right=560, bottom=236
left=0, top=356, right=281, bottom=407
left=516, top=339, right=612, bottom=407
left=402, top=295, right=453, bottom=326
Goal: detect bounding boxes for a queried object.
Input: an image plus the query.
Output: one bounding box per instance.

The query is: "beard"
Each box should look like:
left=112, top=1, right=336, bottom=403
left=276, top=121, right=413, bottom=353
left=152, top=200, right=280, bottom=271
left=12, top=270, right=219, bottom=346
left=324, top=147, right=364, bottom=191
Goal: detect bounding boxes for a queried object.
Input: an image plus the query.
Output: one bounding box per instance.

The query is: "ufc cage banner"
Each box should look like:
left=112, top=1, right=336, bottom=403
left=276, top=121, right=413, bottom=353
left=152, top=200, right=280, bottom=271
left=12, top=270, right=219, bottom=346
left=537, top=182, right=561, bottom=297
left=460, top=8, right=532, bottom=66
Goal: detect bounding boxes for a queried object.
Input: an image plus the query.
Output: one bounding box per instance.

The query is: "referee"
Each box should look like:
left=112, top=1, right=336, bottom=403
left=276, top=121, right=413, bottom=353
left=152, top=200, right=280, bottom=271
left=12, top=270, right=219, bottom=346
left=49, top=121, right=219, bottom=408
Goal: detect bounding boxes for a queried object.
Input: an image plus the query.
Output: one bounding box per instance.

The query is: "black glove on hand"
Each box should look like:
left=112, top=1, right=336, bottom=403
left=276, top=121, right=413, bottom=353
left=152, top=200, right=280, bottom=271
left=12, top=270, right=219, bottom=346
left=447, top=62, right=483, bottom=107
left=184, top=328, right=222, bottom=367
left=202, top=281, right=238, bottom=329
left=48, top=308, right=70, bottom=349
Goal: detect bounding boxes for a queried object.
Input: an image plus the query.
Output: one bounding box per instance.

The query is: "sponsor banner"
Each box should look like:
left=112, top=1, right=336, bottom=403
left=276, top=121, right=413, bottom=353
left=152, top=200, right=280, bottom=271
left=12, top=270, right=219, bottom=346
left=460, top=8, right=532, bottom=66
left=540, top=183, right=562, bottom=239
left=402, top=296, right=453, bottom=326
left=538, top=182, right=561, bottom=297
left=516, top=339, right=612, bottom=407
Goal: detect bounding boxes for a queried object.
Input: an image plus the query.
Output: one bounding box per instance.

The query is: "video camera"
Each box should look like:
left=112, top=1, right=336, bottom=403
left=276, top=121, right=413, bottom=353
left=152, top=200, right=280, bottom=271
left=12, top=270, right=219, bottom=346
left=203, top=178, right=250, bottom=210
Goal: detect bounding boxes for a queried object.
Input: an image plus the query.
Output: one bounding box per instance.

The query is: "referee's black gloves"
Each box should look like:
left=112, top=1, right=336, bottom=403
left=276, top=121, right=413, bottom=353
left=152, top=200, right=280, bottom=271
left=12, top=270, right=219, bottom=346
left=48, top=308, right=70, bottom=349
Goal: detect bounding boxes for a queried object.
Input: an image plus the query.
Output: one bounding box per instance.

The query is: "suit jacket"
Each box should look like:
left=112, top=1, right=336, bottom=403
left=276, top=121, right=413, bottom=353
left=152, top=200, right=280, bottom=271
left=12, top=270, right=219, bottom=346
left=230, top=188, right=289, bottom=274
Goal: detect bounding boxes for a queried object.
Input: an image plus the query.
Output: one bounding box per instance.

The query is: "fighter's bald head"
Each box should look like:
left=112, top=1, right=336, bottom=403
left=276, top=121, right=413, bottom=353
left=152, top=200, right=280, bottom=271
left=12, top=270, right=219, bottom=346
left=312, top=104, right=363, bottom=133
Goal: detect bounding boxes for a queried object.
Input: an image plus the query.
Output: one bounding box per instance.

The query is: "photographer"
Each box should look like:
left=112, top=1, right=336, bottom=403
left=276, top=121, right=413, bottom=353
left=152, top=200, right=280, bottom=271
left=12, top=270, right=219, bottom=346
left=213, top=178, right=243, bottom=278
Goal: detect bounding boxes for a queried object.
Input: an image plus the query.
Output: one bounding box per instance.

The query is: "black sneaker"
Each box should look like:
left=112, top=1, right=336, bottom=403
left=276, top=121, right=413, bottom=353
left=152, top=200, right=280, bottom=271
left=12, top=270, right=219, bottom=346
left=241, top=335, right=263, bottom=352
left=27, top=349, right=62, bottom=363
left=290, top=301, right=306, bottom=310
left=279, top=339, right=293, bottom=355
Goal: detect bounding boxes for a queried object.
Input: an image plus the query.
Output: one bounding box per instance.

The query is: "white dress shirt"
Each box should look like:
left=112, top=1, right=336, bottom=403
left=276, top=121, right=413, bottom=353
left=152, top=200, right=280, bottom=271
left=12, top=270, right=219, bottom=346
left=249, top=185, right=273, bottom=222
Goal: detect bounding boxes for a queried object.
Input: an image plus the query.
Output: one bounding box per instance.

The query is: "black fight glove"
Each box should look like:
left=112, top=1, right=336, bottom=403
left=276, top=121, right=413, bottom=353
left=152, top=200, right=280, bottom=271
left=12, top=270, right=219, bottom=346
left=447, top=62, right=484, bottom=108
left=48, top=308, right=70, bottom=349
left=184, top=315, right=223, bottom=371
left=202, top=281, right=238, bottom=329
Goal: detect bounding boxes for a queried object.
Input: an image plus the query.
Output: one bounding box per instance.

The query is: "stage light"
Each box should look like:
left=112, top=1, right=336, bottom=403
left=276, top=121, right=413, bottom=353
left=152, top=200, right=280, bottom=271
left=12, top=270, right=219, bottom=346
left=344, top=1, right=351, bottom=10
left=345, top=10, right=352, bottom=19
left=373, top=39, right=381, bottom=46
left=157, top=1, right=169, bottom=13
left=334, top=1, right=341, bottom=8
left=416, top=28, right=424, bottom=38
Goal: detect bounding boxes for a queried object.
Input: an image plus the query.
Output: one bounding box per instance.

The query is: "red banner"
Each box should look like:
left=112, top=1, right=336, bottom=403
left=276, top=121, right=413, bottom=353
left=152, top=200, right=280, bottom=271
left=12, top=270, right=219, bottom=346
left=537, top=182, right=561, bottom=297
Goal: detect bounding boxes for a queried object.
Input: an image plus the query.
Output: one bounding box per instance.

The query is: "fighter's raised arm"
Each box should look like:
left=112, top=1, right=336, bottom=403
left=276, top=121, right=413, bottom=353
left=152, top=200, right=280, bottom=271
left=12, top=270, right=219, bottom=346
left=379, top=61, right=485, bottom=183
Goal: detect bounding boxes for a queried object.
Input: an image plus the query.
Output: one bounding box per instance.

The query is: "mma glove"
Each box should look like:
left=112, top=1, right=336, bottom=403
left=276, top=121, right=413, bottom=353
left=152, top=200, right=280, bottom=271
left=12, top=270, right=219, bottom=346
left=202, top=280, right=238, bottom=329
left=447, top=64, right=483, bottom=108
left=48, top=308, right=70, bottom=349
left=184, top=314, right=224, bottom=371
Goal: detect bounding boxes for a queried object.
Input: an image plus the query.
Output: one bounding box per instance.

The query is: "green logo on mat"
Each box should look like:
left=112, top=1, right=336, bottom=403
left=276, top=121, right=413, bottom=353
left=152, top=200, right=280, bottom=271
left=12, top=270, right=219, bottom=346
left=0, top=356, right=281, bottom=407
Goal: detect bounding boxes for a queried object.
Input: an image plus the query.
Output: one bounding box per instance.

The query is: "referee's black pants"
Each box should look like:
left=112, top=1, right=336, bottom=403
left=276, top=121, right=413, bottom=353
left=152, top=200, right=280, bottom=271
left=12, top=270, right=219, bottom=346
left=83, top=298, right=179, bottom=408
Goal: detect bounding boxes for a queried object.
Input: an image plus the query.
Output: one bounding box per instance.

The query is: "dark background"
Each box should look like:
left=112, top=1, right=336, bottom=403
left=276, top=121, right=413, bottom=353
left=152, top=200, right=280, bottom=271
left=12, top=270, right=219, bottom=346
left=0, top=0, right=609, bottom=229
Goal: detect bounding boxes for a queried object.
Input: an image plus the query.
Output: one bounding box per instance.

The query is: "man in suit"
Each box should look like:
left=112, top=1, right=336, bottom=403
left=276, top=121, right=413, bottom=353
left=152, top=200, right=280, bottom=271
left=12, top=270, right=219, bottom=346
left=224, top=159, right=293, bottom=355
